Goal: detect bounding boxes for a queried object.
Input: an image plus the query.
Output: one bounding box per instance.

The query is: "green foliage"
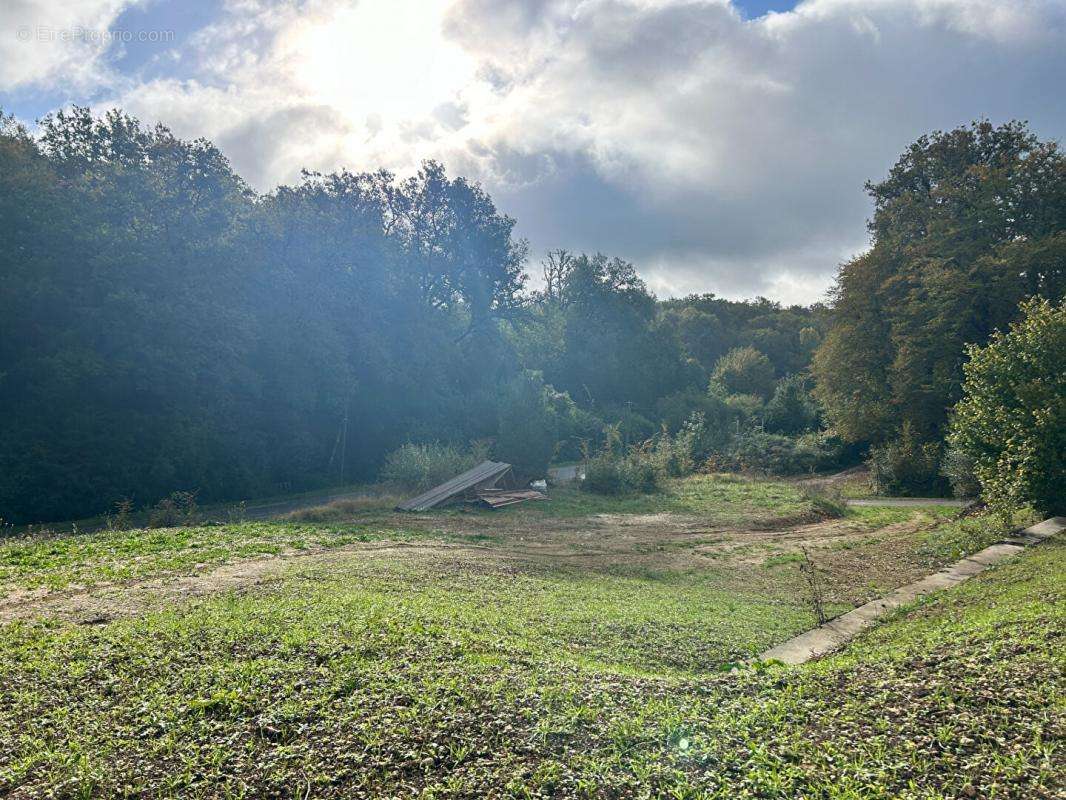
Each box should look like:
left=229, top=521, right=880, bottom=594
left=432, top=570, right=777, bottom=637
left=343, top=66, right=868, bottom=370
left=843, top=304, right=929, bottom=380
left=868, top=423, right=947, bottom=497
left=651, top=413, right=711, bottom=478
left=814, top=121, right=1066, bottom=446
left=582, top=435, right=661, bottom=496
left=147, top=491, right=201, bottom=529
left=655, top=388, right=730, bottom=437
left=599, top=405, right=657, bottom=446
left=494, top=371, right=574, bottom=479
left=798, top=488, right=847, bottom=519
left=0, top=109, right=526, bottom=523
left=659, top=294, right=830, bottom=378
left=722, top=392, right=765, bottom=426
left=710, top=346, right=776, bottom=399
left=948, top=297, right=1066, bottom=517
left=720, top=430, right=848, bottom=476
left=520, top=253, right=694, bottom=414
left=763, top=374, right=820, bottom=434
left=379, top=442, right=484, bottom=491
left=939, top=447, right=981, bottom=499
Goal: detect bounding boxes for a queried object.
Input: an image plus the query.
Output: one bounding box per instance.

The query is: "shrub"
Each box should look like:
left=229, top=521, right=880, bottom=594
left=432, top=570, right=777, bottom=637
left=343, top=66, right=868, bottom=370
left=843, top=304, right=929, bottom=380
left=557, top=406, right=606, bottom=461
left=722, top=431, right=806, bottom=475
left=800, top=487, right=847, bottom=520
left=940, top=447, right=981, bottom=499
left=495, top=371, right=572, bottom=479
left=763, top=374, right=820, bottom=434
left=710, top=346, right=776, bottom=399
left=583, top=439, right=661, bottom=495
left=656, top=389, right=729, bottom=434
left=380, top=442, right=481, bottom=491
left=653, top=428, right=695, bottom=478
left=717, top=430, right=849, bottom=476
left=105, top=498, right=135, bottom=531
left=948, top=296, right=1066, bottom=518
left=722, top=393, right=765, bottom=428
left=147, top=491, right=201, bottom=528
left=867, top=424, right=946, bottom=496
left=600, top=406, right=657, bottom=445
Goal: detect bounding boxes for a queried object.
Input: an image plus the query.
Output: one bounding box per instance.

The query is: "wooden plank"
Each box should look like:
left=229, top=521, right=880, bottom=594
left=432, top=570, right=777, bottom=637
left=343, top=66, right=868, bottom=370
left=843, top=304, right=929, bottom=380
left=476, top=489, right=548, bottom=509
left=395, top=461, right=512, bottom=511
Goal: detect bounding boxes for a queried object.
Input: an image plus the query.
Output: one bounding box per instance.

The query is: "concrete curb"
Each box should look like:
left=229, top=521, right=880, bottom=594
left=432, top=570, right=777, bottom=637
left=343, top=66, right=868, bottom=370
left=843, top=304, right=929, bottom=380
left=759, top=516, right=1066, bottom=665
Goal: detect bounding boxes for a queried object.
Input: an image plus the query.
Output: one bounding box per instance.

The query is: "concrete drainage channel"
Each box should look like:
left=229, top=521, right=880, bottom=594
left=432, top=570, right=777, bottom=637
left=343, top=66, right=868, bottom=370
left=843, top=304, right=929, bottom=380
left=760, top=516, right=1066, bottom=666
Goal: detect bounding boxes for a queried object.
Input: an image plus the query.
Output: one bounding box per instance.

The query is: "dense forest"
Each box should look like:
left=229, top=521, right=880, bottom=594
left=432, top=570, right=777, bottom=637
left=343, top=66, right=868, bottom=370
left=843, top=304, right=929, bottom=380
left=1, top=110, right=1062, bottom=523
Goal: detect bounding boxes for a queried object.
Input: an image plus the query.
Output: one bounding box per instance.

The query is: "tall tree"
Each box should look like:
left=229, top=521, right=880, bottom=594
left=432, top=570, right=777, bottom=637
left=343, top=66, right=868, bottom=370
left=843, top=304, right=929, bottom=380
left=813, top=121, right=1066, bottom=445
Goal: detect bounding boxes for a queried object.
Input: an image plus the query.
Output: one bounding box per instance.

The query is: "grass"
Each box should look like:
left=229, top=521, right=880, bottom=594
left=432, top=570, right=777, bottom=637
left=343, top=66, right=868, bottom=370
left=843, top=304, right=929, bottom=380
left=0, top=473, right=977, bottom=597
left=918, top=509, right=1038, bottom=563
left=0, top=472, right=1057, bottom=797
left=0, top=521, right=424, bottom=593
left=0, top=530, right=1060, bottom=797
left=0, top=471, right=816, bottom=595
left=517, top=473, right=825, bottom=525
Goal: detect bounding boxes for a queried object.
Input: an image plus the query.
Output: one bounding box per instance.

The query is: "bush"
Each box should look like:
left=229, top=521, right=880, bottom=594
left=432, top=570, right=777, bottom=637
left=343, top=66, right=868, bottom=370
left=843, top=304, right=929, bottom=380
left=948, top=296, right=1066, bottom=518
left=147, top=491, right=201, bottom=529
left=867, top=424, right=946, bottom=496
left=653, top=428, right=695, bottom=478
left=763, top=374, right=820, bottom=434
left=556, top=406, right=607, bottom=462
left=600, top=406, right=658, bottom=446
left=722, top=393, right=765, bottom=427
left=717, top=430, right=849, bottom=476
left=495, top=371, right=572, bottom=479
left=583, top=437, right=661, bottom=495
left=800, top=487, right=847, bottom=519
left=710, top=346, right=776, bottom=399
left=940, top=447, right=981, bottom=499
left=656, top=389, right=729, bottom=434
left=380, top=442, right=484, bottom=491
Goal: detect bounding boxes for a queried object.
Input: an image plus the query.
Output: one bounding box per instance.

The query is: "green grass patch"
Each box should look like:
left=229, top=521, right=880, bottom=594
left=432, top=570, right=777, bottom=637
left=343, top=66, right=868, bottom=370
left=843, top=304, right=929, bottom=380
left=0, top=529, right=1061, bottom=797
left=918, top=510, right=1037, bottom=564
left=517, top=473, right=822, bottom=526
left=0, top=522, right=425, bottom=593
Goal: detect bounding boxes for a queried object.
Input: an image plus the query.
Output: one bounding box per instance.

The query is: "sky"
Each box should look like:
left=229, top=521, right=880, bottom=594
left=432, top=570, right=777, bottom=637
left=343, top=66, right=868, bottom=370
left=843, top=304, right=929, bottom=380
left=2, top=1, right=1064, bottom=305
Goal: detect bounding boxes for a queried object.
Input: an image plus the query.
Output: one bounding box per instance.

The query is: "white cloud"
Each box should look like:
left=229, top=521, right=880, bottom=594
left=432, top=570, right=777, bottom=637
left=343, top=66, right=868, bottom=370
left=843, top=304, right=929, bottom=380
left=1, top=0, right=135, bottom=89
left=5, top=0, right=1065, bottom=303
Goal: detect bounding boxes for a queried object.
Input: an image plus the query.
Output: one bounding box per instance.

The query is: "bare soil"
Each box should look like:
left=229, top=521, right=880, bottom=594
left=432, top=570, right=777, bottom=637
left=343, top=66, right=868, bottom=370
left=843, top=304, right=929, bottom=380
left=0, top=508, right=938, bottom=625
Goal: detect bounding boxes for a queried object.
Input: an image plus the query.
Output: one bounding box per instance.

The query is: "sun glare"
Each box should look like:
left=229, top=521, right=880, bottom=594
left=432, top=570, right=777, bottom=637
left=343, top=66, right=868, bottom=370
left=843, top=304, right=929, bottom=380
left=288, top=0, right=475, bottom=124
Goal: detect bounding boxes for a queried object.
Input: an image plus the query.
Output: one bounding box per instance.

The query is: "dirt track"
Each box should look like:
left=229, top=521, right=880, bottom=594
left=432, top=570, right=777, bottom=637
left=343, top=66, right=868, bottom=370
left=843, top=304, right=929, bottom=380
left=0, top=509, right=938, bottom=626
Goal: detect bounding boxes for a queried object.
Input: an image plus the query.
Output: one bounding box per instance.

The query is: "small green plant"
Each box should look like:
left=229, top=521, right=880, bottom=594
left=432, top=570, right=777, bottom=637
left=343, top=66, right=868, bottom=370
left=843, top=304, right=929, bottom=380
left=800, top=487, right=846, bottom=519
left=147, top=491, right=200, bottom=528
left=105, top=498, right=134, bottom=531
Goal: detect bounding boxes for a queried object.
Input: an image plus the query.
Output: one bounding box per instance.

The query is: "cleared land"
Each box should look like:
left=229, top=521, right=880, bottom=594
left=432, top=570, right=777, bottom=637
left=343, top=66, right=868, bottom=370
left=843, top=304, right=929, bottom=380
left=0, top=475, right=1061, bottom=798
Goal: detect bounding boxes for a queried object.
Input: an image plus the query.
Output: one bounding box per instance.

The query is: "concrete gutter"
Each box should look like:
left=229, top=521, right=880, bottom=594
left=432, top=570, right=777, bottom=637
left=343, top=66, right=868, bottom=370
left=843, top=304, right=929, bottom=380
left=846, top=497, right=968, bottom=508
left=759, top=517, right=1066, bottom=665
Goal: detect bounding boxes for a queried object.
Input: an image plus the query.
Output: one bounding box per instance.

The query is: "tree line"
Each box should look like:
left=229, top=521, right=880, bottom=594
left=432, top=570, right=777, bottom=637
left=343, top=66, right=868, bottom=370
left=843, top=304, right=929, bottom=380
left=1, top=110, right=1062, bottom=523
left=0, top=108, right=824, bottom=523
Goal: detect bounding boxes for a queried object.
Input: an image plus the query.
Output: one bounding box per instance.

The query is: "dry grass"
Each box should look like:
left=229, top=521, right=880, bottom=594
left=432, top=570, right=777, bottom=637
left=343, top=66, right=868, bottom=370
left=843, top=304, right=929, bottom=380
left=280, top=494, right=402, bottom=521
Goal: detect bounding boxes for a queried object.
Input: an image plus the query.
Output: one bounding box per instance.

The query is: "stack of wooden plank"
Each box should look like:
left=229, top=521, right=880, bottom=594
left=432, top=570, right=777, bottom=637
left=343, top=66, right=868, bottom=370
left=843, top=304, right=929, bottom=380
left=395, top=461, right=513, bottom=511
left=395, top=461, right=550, bottom=511
left=474, top=488, right=548, bottom=509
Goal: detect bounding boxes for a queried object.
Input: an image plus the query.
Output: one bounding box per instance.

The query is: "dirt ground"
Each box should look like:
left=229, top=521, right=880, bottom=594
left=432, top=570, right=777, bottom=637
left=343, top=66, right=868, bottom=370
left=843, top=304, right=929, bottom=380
left=0, top=506, right=940, bottom=627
